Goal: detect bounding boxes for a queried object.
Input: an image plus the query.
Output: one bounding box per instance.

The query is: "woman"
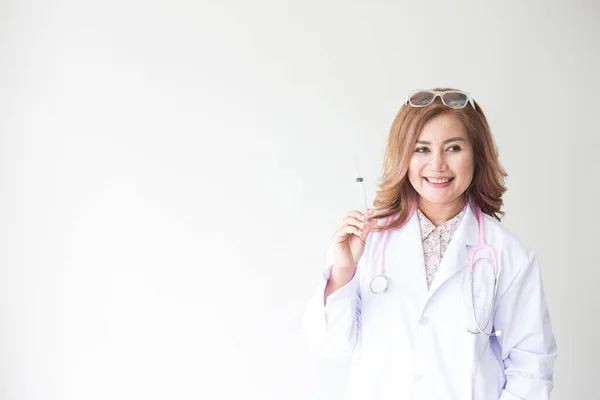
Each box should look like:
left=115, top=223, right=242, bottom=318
left=303, top=89, right=557, bottom=400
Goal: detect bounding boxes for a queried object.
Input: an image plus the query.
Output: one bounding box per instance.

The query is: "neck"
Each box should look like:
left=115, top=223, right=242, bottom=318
left=418, top=196, right=467, bottom=226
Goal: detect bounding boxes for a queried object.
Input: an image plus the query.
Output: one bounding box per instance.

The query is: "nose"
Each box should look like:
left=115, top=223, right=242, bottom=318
left=429, top=151, right=447, bottom=171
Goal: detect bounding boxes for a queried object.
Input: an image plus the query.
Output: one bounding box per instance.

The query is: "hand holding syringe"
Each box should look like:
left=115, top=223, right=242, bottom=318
left=325, top=153, right=376, bottom=302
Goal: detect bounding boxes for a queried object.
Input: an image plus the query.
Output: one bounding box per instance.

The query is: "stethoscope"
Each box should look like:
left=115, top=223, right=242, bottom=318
left=368, top=206, right=502, bottom=337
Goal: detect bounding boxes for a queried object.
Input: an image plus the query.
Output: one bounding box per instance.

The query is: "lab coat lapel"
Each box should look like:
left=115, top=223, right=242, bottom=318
left=426, top=204, right=479, bottom=300
left=399, top=211, right=429, bottom=312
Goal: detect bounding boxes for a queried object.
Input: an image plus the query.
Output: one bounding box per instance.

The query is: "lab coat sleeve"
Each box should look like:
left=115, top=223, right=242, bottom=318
left=302, top=246, right=362, bottom=358
left=495, top=250, right=557, bottom=400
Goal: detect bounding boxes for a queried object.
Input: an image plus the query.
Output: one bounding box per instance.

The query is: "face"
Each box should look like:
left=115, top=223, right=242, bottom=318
left=408, top=113, right=475, bottom=209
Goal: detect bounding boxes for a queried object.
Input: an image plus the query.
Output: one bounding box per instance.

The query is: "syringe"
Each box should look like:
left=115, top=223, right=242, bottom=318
left=355, top=153, right=369, bottom=220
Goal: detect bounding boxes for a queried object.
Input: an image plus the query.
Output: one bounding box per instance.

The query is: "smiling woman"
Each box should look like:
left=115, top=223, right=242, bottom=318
left=303, top=88, right=557, bottom=400
left=372, top=87, right=507, bottom=230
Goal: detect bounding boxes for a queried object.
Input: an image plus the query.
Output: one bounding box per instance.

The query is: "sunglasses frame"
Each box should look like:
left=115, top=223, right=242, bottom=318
left=405, top=90, right=476, bottom=109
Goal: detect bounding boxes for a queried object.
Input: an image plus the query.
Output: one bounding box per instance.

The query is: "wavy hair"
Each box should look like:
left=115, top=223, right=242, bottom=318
left=371, top=88, right=507, bottom=231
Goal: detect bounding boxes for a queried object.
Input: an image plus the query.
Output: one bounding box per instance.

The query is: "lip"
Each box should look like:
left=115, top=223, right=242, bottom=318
left=423, top=177, right=454, bottom=188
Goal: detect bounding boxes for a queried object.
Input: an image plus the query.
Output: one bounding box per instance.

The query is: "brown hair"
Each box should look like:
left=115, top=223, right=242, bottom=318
left=371, top=88, right=507, bottom=231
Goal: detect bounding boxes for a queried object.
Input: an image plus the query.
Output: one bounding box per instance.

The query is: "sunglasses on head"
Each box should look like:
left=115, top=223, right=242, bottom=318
left=405, top=90, right=475, bottom=109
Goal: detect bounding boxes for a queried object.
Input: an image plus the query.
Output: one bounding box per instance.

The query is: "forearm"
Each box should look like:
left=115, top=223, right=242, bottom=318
left=324, top=265, right=356, bottom=305
left=304, top=264, right=362, bottom=357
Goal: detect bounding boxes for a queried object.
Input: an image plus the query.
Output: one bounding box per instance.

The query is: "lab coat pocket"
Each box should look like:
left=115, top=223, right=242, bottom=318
left=472, top=343, right=505, bottom=399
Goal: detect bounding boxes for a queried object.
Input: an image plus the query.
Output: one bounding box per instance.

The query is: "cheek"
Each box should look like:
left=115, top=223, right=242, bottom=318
left=408, top=159, right=422, bottom=181
left=455, top=155, right=475, bottom=180
left=459, top=162, right=475, bottom=183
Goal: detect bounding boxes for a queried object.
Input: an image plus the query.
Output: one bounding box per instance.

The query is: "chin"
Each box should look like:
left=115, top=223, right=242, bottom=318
left=419, top=192, right=460, bottom=205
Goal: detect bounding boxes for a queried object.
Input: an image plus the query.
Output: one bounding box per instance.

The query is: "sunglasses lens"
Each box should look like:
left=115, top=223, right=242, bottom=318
left=442, top=92, right=468, bottom=108
left=409, top=91, right=435, bottom=106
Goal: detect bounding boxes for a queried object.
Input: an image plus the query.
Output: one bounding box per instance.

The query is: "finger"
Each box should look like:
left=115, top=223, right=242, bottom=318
left=345, top=210, right=368, bottom=222
left=348, top=209, right=368, bottom=220
left=339, top=216, right=365, bottom=230
left=358, top=219, right=376, bottom=237
left=334, top=225, right=362, bottom=242
left=362, top=218, right=377, bottom=231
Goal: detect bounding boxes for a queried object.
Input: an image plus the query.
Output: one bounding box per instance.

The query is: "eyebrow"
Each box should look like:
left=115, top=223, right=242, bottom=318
left=416, top=137, right=467, bottom=145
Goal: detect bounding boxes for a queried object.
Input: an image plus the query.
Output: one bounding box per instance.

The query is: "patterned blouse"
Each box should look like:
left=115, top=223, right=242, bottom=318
left=416, top=205, right=467, bottom=289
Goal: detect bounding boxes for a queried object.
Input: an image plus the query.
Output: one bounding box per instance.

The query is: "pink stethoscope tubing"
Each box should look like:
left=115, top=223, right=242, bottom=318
left=368, top=207, right=501, bottom=336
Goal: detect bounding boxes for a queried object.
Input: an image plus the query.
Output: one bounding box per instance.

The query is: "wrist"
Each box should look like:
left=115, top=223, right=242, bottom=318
left=331, top=265, right=357, bottom=280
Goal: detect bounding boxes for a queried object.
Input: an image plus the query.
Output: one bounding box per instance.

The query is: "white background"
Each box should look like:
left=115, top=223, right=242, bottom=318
left=1, top=0, right=599, bottom=399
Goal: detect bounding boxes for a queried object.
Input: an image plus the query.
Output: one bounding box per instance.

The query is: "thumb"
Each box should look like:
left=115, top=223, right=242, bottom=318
left=362, top=218, right=377, bottom=236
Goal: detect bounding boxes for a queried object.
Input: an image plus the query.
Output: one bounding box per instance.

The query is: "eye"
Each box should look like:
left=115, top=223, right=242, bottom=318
left=446, top=145, right=462, bottom=152
left=415, top=147, right=430, bottom=154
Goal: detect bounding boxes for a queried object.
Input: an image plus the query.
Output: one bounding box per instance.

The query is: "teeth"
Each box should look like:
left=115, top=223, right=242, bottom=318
left=427, top=178, right=451, bottom=184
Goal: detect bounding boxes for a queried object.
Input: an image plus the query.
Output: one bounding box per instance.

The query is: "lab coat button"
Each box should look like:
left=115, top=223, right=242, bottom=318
left=419, top=316, right=429, bottom=326
left=414, top=373, right=423, bottom=382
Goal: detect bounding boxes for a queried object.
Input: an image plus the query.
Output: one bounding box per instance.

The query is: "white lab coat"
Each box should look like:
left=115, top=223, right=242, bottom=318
left=303, top=204, right=557, bottom=400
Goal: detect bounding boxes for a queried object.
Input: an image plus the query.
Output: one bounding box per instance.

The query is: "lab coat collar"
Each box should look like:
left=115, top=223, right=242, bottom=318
left=416, top=204, right=467, bottom=242
left=426, top=202, right=480, bottom=300
left=400, top=202, right=480, bottom=316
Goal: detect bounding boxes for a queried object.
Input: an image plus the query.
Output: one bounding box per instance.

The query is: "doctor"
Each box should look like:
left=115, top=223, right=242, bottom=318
left=303, top=89, right=557, bottom=400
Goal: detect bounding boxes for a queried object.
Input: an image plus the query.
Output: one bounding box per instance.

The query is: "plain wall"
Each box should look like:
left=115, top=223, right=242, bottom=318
left=1, top=0, right=598, bottom=399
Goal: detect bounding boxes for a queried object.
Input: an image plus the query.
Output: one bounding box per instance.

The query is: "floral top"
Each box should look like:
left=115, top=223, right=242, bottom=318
left=416, top=205, right=467, bottom=289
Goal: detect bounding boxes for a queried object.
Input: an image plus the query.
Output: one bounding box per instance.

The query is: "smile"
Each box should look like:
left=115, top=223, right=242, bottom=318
left=425, top=177, right=454, bottom=184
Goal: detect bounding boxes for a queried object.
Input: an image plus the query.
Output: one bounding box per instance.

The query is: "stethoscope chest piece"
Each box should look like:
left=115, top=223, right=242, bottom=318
left=370, top=274, right=389, bottom=294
